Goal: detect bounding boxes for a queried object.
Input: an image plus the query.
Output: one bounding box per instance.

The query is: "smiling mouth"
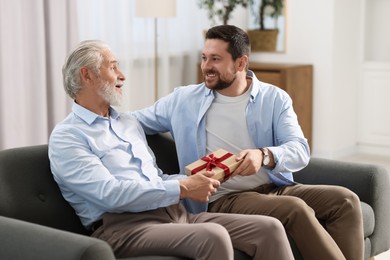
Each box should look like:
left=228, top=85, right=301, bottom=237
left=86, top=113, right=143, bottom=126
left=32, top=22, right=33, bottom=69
left=204, top=70, right=218, bottom=80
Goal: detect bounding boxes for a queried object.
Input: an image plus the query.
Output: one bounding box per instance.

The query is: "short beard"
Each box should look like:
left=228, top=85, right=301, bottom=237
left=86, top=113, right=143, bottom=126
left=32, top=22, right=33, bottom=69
left=99, top=80, right=123, bottom=106
left=204, top=69, right=237, bottom=91
left=212, top=75, right=237, bottom=90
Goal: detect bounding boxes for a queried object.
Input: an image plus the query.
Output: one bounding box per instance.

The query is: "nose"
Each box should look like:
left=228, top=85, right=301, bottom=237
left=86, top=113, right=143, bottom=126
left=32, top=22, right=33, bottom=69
left=201, top=59, right=210, bottom=72
left=118, top=70, right=126, bottom=81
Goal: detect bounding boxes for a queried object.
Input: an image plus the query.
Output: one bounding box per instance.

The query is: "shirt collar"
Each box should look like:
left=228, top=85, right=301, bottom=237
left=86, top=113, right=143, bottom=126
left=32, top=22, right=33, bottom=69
left=203, top=84, right=214, bottom=97
left=72, top=102, right=120, bottom=125
left=247, top=70, right=260, bottom=102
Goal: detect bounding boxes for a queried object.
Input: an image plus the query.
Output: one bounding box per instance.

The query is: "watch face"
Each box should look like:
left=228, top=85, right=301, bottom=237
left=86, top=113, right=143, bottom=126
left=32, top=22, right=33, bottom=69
left=263, top=156, right=270, bottom=166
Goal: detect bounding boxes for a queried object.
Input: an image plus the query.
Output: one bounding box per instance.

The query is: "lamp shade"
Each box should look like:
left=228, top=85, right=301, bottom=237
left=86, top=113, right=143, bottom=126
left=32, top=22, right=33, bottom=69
left=136, top=0, right=176, bottom=17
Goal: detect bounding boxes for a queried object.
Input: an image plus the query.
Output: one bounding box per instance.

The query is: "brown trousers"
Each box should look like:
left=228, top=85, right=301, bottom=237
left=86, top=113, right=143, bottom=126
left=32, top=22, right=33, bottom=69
left=209, top=184, right=364, bottom=260
left=91, top=204, right=294, bottom=260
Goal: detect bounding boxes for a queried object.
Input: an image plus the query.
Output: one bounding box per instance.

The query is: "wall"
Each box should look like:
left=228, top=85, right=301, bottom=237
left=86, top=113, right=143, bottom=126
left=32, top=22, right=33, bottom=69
left=330, top=0, right=361, bottom=157
left=250, top=0, right=362, bottom=158
left=357, top=0, right=390, bottom=156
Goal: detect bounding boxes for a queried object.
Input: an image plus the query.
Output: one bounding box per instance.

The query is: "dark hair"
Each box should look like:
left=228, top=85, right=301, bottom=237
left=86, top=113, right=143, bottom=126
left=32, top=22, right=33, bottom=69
left=205, top=25, right=250, bottom=60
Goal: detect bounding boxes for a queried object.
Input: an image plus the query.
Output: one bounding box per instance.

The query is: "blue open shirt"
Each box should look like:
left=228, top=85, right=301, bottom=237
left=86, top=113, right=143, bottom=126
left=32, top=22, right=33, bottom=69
left=133, top=70, right=310, bottom=214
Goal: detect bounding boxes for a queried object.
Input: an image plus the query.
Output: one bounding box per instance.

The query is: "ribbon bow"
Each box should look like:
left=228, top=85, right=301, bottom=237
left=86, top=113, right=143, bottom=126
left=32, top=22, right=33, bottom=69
left=191, top=152, right=233, bottom=181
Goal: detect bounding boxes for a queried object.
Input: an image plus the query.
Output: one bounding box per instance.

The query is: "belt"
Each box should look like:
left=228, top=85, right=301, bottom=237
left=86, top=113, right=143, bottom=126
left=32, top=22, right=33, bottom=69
left=91, top=219, right=103, bottom=232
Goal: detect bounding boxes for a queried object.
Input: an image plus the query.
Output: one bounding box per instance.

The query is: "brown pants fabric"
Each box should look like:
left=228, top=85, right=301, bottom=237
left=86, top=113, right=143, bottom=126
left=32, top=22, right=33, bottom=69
left=208, top=184, right=364, bottom=260
left=91, top=203, right=294, bottom=260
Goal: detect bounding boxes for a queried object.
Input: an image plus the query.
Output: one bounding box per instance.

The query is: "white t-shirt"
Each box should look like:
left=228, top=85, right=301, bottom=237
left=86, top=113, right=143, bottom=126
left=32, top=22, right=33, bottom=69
left=206, top=87, right=270, bottom=202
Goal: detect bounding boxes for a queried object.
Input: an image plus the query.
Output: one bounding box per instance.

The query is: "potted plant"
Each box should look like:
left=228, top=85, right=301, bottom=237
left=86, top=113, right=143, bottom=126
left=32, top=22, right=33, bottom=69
left=247, top=0, right=284, bottom=52
left=198, top=0, right=249, bottom=26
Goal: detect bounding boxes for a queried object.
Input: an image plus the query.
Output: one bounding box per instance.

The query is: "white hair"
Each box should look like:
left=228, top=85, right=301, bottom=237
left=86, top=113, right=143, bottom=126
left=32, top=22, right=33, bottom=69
left=62, top=40, right=110, bottom=99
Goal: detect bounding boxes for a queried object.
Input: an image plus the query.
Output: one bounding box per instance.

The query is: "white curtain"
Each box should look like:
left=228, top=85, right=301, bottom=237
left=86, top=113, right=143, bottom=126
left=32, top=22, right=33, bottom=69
left=0, top=0, right=207, bottom=150
left=76, top=0, right=207, bottom=111
left=0, top=0, right=79, bottom=150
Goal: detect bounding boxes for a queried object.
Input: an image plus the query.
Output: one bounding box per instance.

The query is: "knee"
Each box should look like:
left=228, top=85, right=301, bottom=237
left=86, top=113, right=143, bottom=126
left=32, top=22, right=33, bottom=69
left=284, top=197, right=315, bottom=218
left=267, top=218, right=287, bottom=236
left=337, top=187, right=361, bottom=211
left=343, top=187, right=360, bottom=203
left=260, top=218, right=292, bottom=247
left=196, top=223, right=232, bottom=247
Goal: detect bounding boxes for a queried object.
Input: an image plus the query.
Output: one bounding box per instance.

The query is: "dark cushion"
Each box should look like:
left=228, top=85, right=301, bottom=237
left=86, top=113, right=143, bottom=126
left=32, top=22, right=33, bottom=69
left=0, top=145, right=88, bottom=235
left=146, top=133, right=180, bottom=174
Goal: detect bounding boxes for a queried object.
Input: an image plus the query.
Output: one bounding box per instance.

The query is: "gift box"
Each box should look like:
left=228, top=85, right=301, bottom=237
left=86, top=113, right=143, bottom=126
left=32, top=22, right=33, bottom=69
left=185, top=149, right=242, bottom=182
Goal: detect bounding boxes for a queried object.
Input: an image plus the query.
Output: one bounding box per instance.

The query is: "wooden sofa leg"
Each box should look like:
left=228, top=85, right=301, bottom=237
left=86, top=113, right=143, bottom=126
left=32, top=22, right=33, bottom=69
left=369, top=257, right=375, bottom=260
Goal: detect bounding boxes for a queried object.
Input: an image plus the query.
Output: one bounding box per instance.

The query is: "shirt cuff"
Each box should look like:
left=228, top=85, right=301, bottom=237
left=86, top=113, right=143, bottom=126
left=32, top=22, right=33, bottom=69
left=164, top=179, right=182, bottom=203
left=267, top=146, right=283, bottom=173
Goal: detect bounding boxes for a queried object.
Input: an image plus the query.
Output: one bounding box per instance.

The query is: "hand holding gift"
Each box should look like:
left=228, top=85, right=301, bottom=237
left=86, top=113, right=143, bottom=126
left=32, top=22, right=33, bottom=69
left=185, top=149, right=243, bottom=182
left=179, top=171, right=220, bottom=202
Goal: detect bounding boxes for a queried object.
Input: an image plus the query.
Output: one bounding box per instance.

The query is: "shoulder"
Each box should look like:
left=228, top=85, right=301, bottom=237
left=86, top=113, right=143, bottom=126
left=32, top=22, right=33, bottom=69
left=49, top=113, right=86, bottom=145
left=158, top=83, right=210, bottom=109
left=249, top=79, right=293, bottom=112
left=172, top=83, right=208, bottom=98
left=254, top=79, right=291, bottom=102
left=50, top=113, right=79, bottom=136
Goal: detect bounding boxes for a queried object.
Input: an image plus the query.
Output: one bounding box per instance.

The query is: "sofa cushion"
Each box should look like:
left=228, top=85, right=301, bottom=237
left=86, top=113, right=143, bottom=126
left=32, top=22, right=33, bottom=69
left=0, top=216, right=115, bottom=260
left=0, top=145, right=89, bottom=235
left=361, top=202, right=375, bottom=237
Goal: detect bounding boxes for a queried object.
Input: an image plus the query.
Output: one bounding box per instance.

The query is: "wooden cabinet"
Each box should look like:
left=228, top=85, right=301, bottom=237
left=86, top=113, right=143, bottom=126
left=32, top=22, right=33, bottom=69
left=198, top=62, right=313, bottom=147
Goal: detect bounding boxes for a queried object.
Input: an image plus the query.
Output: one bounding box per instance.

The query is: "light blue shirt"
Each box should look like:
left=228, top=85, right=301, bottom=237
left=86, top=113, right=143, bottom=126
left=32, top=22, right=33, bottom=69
left=133, top=70, right=310, bottom=214
left=48, top=103, right=185, bottom=228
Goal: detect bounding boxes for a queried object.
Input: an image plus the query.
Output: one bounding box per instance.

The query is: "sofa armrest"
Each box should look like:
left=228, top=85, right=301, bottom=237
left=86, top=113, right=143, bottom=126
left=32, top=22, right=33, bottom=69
left=293, top=157, right=390, bottom=255
left=0, top=216, right=116, bottom=260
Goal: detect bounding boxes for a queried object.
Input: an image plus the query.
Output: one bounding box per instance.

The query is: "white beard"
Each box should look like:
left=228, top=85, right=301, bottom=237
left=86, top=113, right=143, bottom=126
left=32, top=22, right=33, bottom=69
left=98, top=80, right=123, bottom=106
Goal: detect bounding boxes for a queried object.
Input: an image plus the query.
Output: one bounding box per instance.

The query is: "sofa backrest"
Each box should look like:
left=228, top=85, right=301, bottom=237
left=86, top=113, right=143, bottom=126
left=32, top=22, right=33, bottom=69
left=146, top=133, right=180, bottom=174
left=0, top=133, right=179, bottom=236
left=0, top=144, right=89, bottom=235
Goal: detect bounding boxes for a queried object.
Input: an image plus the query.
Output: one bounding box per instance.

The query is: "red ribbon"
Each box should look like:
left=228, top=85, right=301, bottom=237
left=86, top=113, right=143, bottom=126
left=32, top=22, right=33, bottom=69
left=191, top=152, right=233, bottom=181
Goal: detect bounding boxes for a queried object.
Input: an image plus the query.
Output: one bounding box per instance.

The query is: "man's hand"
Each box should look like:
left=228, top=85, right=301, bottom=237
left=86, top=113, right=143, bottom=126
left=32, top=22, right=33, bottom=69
left=232, top=149, right=263, bottom=177
left=179, top=171, right=220, bottom=202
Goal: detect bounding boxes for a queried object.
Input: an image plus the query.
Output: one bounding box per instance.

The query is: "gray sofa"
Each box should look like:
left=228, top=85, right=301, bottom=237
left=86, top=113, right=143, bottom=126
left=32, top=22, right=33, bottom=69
left=0, top=133, right=389, bottom=260
left=0, top=215, right=116, bottom=260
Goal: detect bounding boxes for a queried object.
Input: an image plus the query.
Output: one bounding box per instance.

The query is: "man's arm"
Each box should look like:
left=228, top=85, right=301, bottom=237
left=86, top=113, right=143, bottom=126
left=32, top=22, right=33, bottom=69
left=49, top=131, right=181, bottom=213
left=50, top=128, right=220, bottom=213
left=234, top=89, right=310, bottom=177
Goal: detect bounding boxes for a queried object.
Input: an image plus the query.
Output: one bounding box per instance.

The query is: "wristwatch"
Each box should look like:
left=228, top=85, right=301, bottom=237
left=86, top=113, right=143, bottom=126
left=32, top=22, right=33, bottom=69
left=259, top=148, right=271, bottom=168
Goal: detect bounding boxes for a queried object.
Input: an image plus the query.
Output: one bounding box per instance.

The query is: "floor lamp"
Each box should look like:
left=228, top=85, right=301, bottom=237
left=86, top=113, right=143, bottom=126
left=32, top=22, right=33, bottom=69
left=136, top=0, right=176, bottom=101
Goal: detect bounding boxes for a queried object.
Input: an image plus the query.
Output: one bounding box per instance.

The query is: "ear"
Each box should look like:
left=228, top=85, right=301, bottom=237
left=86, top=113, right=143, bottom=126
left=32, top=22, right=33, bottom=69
left=237, top=55, right=249, bottom=72
left=80, top=67, right=92, bottom=84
